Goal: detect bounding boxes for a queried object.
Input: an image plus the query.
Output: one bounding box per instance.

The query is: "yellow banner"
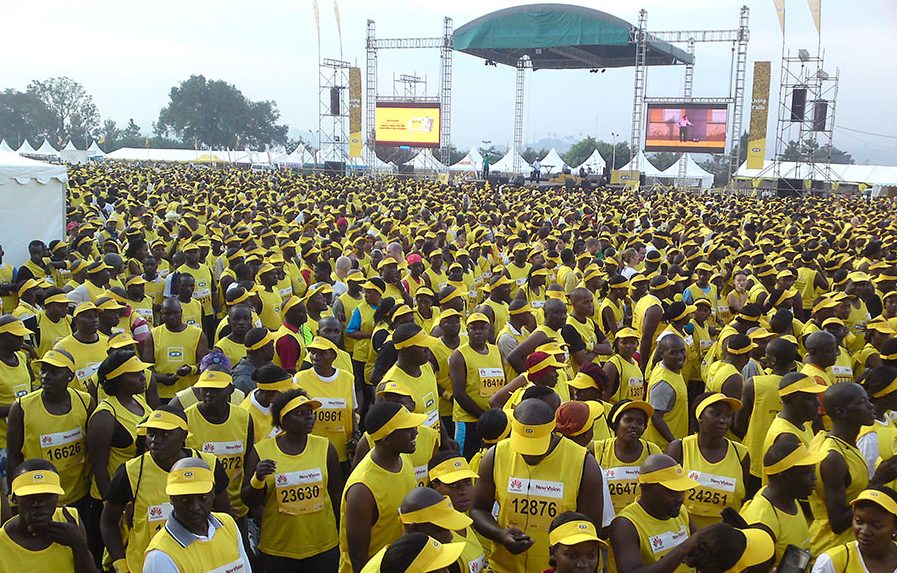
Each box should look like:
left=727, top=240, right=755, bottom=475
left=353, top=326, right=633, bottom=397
left=349, top=67, right=362, bottom=158
left=746, top=61, right=771, bottom=170
left=807, top=0, right=821, bottom=35
left=375, top=104, right=441, bottom=147
left=773, top=0, right=785, bottom=34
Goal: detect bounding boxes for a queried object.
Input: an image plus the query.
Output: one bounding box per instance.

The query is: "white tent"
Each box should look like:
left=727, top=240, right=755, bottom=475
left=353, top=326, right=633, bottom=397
left=106, top=147, right=230, bottom=163
left=404, top=149, right=446, bottom=172
left=659, top=154, right=714, bottom=189
left=735, top=160, right=897, bottom=195
left=619, top=151, right=666, bottom=177
left=573, top=149, right=607, bottom=174
left=0, top=151, right=67, bottom=267
left=491, top=147, right=531, bottom=175
left=86, top=141, right=105, bottom=158
left=16, top=139, right=37, bottom=155
left=537, top=148, right=568, bottom=174
left=282, top=144, right=310, bottom=167
left=0, top=140, right=12, bottom=153
left=347, top=153, right=395, bottom=173
left=34, top=139, right=60, bottom=158
left=60, top=141, right=90, bottom=165
left=450, top=148, right=483, bottom=172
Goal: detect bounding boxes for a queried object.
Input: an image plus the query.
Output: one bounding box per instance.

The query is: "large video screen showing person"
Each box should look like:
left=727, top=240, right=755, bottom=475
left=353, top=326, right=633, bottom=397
left=645, top=103, right=728, bottom=153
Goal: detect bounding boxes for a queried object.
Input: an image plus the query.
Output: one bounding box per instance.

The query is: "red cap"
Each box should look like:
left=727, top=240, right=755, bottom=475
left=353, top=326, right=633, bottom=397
left=407, top=253, right=423, bottom=265
left=336, top=217, right=348, bottom=226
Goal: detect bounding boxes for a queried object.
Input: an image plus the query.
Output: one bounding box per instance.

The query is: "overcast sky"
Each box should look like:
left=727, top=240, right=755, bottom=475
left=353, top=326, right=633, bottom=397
left=5, top=0, right=896, bottom=163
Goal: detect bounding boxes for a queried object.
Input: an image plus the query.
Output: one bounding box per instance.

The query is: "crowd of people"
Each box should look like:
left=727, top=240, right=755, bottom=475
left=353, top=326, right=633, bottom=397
left=0, top=162, right=897, bottom=573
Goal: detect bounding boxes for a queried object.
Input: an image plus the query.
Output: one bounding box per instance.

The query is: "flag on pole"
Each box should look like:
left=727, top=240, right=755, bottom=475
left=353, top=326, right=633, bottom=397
left=333, top=0, right=342, bottom=41
left=773, top=0, right=786, bottom=34
left=312, top=0, right=321, bottom=45
left=807, top=0, right=821, bottom=35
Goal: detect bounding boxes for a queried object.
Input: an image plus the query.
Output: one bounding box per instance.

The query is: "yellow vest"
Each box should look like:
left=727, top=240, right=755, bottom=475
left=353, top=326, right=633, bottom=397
left=606, top=354, right=645, bottom=402
left=809, top=434, right=868, bottom=556
left=36, top=313, right=72, bottom=358
left=180, top=297, right=203, bottom=328
left=455, top=526, right=486, bottom=573
left=240, top=390, right=279, bottom=443
left=257, top=287, right=283, bottom=330
left=610, top=502, right=690, bottom=573
left=430, top=338, right=457, bottom=417
left=381, top=363, right=440, bottom=433
left=54, top=334, right=108, bottom=393
left=453, top=343, right=504, bottom=423
left=633, top=294, right=663, bottom=352
left=796, top=267, right=820, bottom=310
left=491, top=437, right=586, bottom=573
left=122, top=450, right=218, bottom=573
left=828, top=348, right=855, bottom=384
left=740, top=488, right=811, bottom=562
left=145, top=512, right=244, bottom=573
left=0, top=507, right=80, bottom=570
left=681, top=435, right=747, bottom=529
left=818, top=541, right=874, bottom=573
left=185, top=403, right=252, bottom=518
left=593, top=438, right=662, bottom=512
left=565, top=314, right=600, bottom=370
left=0, top=352, right=34, bottom=445
left=214, top=335, right=247, bottom=368
left=483, top=298, right=510, bottom=336
left=852, top=343, right=880, bottom=381
left=0, top=263, right=16, bottom=313
left=360, top=425, right=439, bottom=487
left=294, top=367, right=356, bottom=462
left=337, top=291, right=363, bottom=354
left=351, top=302, right=377, bottom=364
left=174, top=386, right=244, bottom=410
left=89, top=394, right=149, bottom=499
left=177, top=263, right=214, bottom=313
left=254, top=434, right=339, bottom=559
left=743, top=374, right=783, bottom=477
left=150, top=324, right=202, bottom=398
left=130, top=295, right=155, bottom=327
left=19, top=388, right=92, bottom=505
left=597, top=297, right=625, bottom=341
left=706, top=360, right=740, bottom=394
left=644, top=364, right=688, bottom=449
left=338, top=453, right=416, bottom=573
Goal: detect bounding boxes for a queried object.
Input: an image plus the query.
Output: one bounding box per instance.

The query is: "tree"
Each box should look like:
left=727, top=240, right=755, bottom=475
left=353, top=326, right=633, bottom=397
left=563, top=136, right=599, bottom=168
left=155, top=75, right=289, bottom=149
left=781, top=139, right=854, bottom=164
left=27, top=77, right=100, bottom=147
left=563, top=137, right=631, bottom=170
left=647, top=152, right=681, bottom=171
left=0, top=89, right=55, bottom=148
left=521, top=146, right=548, bottom=164
left=98, top=119, right=122, bottom=149
left=478, top=145, right=501, bottom=162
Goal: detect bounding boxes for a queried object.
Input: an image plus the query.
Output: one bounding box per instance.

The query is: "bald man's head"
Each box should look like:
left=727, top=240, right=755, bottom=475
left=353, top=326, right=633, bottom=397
left=514, top=398, right=555, bottom=426
left=823, top=382, right=874, bottom=426
left=641, top=453, right=678, bottom=474
left=806, top=331, right=838, bottom=368
left=570, top=288, right=592, bottom=304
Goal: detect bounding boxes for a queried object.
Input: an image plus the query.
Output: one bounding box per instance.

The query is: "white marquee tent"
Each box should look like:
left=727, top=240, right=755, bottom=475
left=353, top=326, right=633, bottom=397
left=60, top=141, right=90, bottom=165
left=16, top=140, right=37, bottom=155
left=619, top=151, right=666, bottom=177
left=86, top=141, right=106, bottom=158
left=0, top=140, right=13, bottom=153
left=450, top=148, right=483, bottom=172
left=34, top=139, right=60, bottom=159
left=403, top=149, right=446, bottom=172
left=491, top=147, right=531, bottom=175
left=537, top=148, right=568, bottom=174
left=0, top=151, right=67, bottom=267
left=659, top=154, right=714, bottom=189
left=573, top=149, right=607, bottom=174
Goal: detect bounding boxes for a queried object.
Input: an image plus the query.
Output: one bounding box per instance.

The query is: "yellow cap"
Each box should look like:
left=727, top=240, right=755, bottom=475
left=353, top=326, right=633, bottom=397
left=638, top=463, right=699, bottom=491
left=369, top=405, right=427, bottom=442
left=428, top=457, right=479, bottom=484
left=307, top=336, right=339, bottom=353
left=398, top=496, right=473, bottom=531
left=166, top=466, right=214, bottom=496
left=549, top=520, right=608, bottom=549
left=0, top=319, right=33, bottom=336
left=695, top=393, right=743, bottom=418
left=35, top=350, right=75, bottom=371
left=194, top=370, right=233, bottom=389
left=11, top=469, right=65, bottom=497
left=138, top=410, right=188, bottom=432
left=509, top=416, right=555, bottom=456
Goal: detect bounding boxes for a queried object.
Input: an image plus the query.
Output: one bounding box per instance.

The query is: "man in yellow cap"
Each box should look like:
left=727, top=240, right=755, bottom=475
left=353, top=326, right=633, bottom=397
left=53, top=302, right=109, bottom=394
left=6, top=349, right=94, bottom=527
left=471, top=398, right=604, bottom=573
left=1, top=460, right=94, bottom=572
left=379, top=532, right=466, bottom=573
left=705, top=333, right=754, bottom=399
left=608, top=453, right=699, bottom=573
left=143, top=297, right=209, bottom=402
left=144, top=457, right=250, bottom=573
left=175, top=243, right=218, bottom=339
left=801, top=331, right=839, bottom=387
left=183, top=368, right=253, bottom=533
left=232, top=327, right=275, bottom=394
left=382, top=323, right=442, bottom=435
left=644, top=334, right=688, bottom=449
left=634, top=275, right=669, bottom=372
left=359, top=486, right=474, bottom=572
left=450, top=312, right=505, bottom=459
left=763, top=372, right=825, bottom=455
left=100, top=405, right=230, bottom=573
left=339, top=401, right=425, bottom=573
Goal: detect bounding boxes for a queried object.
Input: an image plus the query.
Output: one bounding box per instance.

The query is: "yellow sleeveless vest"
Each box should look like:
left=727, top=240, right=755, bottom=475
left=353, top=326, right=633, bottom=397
left=145, top=512, right=244, bottom=573
left=681, top=435, right=747, bottom=529
left=294, top=367, right=356, bottom=462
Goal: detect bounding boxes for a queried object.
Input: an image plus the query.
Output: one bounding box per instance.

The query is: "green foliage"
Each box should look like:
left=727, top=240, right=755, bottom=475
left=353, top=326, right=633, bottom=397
left=478, top=145, right=501, bottom=162
left=781, top=139, right=854, bottom=164
left=100, top=118, right=147, bottom=151
left=521, top=146, right=548, bottom=164
left=562, top=136, right=599, bottom=168
left=647, top=152, right=681, bottom=171
left=27, top=76, right=100, bottom=148
left=562, top=137, right=630, bottom=170
left=154, top=75, right=288, bottom=149
left=0, top=89, right=55, bottom=147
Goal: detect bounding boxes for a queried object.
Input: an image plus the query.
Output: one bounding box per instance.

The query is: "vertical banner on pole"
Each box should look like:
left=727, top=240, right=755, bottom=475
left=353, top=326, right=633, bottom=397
left=807, top=0, right=821, bottom=35
left=349, top=67, right=363, bottom=158
left=746, top=61, right=771, bottom=170
left=773, top=0, right=786, bottom=34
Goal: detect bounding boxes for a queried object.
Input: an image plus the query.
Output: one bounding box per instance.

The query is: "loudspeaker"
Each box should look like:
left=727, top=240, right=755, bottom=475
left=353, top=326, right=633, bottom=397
left=330, top=87, right=341, bottom=116
left=776, top=178, right=802, bottom=196
left=323, top=161, right=345, bottom=175
left=790, top=88, right=807, bottom=122
left=512, top=176, right=525, bottom=186
left=487, top=175, right=507, bottom=187
left=813, top=100, right=828, bottom=131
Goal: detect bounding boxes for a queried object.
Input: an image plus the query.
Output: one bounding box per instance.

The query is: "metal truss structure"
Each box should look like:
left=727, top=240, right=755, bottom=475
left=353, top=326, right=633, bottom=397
left=365, top=17, right=454, bottom=171
left=318, top=58, right=351, bottom=167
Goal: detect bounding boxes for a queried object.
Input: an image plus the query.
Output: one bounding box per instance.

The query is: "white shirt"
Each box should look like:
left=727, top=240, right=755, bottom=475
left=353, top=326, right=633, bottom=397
left=143, top=516, right=251, bottom=573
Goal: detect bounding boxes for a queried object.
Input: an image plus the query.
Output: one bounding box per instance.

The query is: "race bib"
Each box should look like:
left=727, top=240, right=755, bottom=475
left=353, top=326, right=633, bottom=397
left=699, top=339, right=712, bottom=350
left=40, top=427, right=85, bottom=469
left=314, top=398, right=348, bottom=433
left=467, top=555, right=486, bottom=573
left=135, top=307, right=153, bottom=319
left=478, top=367, right=505, bottom=398
left=147, top=502, right=173, bottom=524
left=207, top=560, right=246, bottom=573
left=832, top=365, right=853, bottom=377
left=648, top=525, right=689, bottom=554
left=686, top=470, right=737, bottom=492
left=531, top=300, right=545, bottom=309
left=505, top=477, right=564, bottom=532
left=202, top=441, right=244, bottom=472
left=75, top=362, right=100, bottom=382
left=515, top=278, right=527, bottom=286
left=415, top=464, right=429, bottom=486
left=605, top=466, right=641, bottom=500
left=275, top=469, right=325, bottom=515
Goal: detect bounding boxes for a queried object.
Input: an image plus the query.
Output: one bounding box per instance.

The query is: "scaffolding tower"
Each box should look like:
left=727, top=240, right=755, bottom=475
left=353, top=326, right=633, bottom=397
left=771, top=48, right=840, bottom=189
left=365, top=17, right=454, bottom=171
left=318, top=58, right=351, bottom=167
